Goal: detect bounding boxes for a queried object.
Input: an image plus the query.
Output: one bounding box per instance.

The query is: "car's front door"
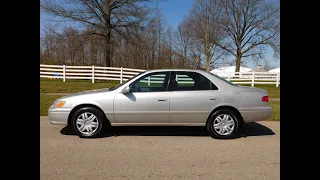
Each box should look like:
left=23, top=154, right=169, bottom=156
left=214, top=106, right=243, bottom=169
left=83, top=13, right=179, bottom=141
left=168, top=71, right=221, bottom=124
left=113, top=71, right=171, bottom=124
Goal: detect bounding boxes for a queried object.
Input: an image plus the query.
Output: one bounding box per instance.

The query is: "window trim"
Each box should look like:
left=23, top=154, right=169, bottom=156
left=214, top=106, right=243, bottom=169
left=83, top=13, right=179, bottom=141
left=129, top=71, right=170, bottom=93
left=168, top=71, right=219, bottom=92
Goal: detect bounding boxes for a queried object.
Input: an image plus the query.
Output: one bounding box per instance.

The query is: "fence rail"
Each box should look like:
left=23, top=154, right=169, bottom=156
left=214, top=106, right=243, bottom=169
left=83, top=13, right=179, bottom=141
left=40, top=64, right=280, bottom=87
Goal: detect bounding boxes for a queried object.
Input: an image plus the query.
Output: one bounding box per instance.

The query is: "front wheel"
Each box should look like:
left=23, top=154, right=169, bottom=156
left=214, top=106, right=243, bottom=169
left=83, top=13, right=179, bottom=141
left=71, top=107, right=105, bottom=138
left=206, top=109, right=239, bottom=139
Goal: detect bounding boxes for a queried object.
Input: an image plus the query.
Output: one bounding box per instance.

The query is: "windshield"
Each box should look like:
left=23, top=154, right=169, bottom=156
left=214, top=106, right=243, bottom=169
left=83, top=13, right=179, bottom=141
left=108, top=71, right=146, bottom=91
left=209, top=73, right=237, bottom=86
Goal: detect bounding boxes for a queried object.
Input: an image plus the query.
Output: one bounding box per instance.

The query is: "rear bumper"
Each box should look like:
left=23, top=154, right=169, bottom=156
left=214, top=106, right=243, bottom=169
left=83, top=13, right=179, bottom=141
left=239, top=106, right=273, bottom=123
left=48, top=107, right=71, bottom=126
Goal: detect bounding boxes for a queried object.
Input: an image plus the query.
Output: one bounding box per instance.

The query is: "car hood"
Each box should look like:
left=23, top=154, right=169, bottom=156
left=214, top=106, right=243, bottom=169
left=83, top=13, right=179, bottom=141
left=58, top=88, right=110, bottom=100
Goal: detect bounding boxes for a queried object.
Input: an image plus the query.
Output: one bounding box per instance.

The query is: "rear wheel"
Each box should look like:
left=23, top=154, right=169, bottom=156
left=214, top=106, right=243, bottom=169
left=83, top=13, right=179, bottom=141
left=71, top=107, right=106, bottom=138
left=206, top=109, right=239, bottom=139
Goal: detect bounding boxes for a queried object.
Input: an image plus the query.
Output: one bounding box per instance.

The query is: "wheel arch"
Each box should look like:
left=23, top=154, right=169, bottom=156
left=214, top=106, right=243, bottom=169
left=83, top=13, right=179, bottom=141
left=206, top=105, right=244, bottom=127
left=67, top=104, right=110, bottom=126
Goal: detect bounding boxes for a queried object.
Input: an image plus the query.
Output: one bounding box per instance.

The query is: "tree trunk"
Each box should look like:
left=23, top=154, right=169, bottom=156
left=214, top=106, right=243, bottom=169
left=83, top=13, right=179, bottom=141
left=104, top=32, right=111, bottom=67
left=235, top=54, right=241, bottom=72
left=205, top=43, right=210, bottom=71
left=151, top=48, right=155, bottom=69
left=105, top=0, right=111, bottom=67
left=169, top=49, right=172, bottom=68
left=183, top=50, right=187, bottom=67
left=157, top=42, right=160, bottom=68
left=205, top=53, right=210, bottom=71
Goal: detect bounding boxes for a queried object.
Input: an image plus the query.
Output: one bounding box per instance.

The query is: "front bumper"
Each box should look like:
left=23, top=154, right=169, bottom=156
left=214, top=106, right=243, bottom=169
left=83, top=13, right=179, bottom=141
left=48, top=107, right=71, bottom=126
left=239, top=106, right=273, bottom=123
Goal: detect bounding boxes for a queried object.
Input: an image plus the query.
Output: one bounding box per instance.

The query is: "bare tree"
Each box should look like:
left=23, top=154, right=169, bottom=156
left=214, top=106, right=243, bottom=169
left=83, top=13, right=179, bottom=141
left=40, top=0, right=157, bottom=67
left=216, top=0, right=280, bottom=72
left=187, top=0, right=225, bottom=71
left=174, top=20, right=191, bottom=67
left=165, top=25, right=173, bottom=68
left=154, top=15, right=166, bottom=68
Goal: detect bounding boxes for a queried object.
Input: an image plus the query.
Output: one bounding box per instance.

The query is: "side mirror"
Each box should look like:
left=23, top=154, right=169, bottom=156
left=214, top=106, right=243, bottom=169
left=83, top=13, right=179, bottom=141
left=120, top=86, right=131, bottom=94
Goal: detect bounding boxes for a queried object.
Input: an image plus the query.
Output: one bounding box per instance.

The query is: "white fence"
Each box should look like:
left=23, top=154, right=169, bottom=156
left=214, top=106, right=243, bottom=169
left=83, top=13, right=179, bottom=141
left=213, top=71, right=280, bottom=87
left=40, top=64, right=145, bottom=83
left=40, top=64, right=280, bottom=87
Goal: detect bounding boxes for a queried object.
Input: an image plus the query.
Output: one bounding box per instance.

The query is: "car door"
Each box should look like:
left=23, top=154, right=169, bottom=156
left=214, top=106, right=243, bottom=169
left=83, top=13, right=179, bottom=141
left=169, top=71, right=222, bottom=124
left=113, top=71, right=171, bottom=124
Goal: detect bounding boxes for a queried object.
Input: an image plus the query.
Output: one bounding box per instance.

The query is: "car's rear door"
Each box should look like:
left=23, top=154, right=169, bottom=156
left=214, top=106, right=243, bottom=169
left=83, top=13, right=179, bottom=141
left=169, top=71, right=221, bottom=124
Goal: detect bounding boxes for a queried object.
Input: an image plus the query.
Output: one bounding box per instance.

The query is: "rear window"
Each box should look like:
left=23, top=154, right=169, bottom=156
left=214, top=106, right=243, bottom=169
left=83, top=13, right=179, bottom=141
left=209, top=73, right=237, bottom=86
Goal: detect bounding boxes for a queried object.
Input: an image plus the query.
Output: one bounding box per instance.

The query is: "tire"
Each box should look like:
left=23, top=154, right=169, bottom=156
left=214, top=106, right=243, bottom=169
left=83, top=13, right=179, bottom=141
left=206, top=109, right=239, bottom=139
left=71, top=107, right=106, bottom=138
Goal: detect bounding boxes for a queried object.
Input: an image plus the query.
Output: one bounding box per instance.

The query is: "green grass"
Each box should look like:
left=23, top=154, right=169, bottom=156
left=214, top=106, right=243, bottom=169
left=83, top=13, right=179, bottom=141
left=268, top=101, right=280, bottom=121
left=40, top=95, right=63, bottom=116
left=254, top=84, right=280, bottom=99
left=40, top=78, right=119, bottom=93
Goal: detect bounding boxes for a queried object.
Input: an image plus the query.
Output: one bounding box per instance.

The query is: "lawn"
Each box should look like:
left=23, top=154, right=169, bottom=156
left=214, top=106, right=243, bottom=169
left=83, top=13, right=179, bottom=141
left=254, top=84, right=280, bottom=99
left=40, top=78, right=280, bottom=120
left=40, top=78, right=119, bottom=93
left=268, top=101, right=280, bottom=121
left=40, top=95, right=63, bottom=116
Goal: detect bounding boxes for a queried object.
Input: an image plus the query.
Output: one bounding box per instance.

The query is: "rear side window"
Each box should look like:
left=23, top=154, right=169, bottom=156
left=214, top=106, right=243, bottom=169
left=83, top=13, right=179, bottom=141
left=169, top=71, right=218, bottom=91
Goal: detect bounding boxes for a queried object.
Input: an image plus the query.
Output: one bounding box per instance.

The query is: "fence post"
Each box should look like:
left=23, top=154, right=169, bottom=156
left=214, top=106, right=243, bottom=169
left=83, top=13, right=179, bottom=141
left=276, top=72, right=280, bottom=87
left=228, top=73, right=230, bottom=81
left=251, top=71, right=255, bottom=87
left=120, top=67, right=123, bottom=83
left=92, top=65, right=95, bottom=83
left=63, top=65, right=66, bottom=82
left=148, top=76, right=150, bottom=86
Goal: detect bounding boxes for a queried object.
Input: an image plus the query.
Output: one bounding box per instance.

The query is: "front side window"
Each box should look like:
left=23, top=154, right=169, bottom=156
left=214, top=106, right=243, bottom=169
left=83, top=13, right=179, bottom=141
left=168, top=71, right=218, bottom=91
left=130, top=72, right=170, bottom=93
left=108, top=71, right=145, bottom=91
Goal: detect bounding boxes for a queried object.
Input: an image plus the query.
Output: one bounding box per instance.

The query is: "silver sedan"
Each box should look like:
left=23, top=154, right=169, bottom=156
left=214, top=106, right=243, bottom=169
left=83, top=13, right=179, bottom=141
left=48, top=69, right=272, bottom=139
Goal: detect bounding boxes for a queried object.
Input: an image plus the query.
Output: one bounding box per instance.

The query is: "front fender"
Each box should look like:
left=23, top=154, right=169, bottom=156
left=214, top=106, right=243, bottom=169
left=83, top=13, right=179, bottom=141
left=70, top=100, right=115, bottom=123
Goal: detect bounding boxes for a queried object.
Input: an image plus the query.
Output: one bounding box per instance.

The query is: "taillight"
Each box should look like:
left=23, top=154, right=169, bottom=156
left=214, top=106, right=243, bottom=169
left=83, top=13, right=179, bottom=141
left=262, top=96, right=269, bottom=102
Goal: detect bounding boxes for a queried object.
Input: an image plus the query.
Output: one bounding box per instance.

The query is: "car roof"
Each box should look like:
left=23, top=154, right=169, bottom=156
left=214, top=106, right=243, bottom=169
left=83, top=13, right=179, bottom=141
left=146, top=69, right=206, bottom=73
left=140, top=69, right=236, bottom=89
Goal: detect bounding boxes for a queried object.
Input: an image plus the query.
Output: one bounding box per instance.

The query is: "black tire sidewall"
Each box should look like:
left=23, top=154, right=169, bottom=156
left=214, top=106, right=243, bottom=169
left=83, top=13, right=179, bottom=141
left=206, top=109, right=239, bottom=139
left=71, top=107, right=105, bottom=138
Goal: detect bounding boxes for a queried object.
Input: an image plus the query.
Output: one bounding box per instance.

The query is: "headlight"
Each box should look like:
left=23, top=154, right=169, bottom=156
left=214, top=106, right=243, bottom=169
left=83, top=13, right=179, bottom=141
left=52, top=101, right=66, bottom=108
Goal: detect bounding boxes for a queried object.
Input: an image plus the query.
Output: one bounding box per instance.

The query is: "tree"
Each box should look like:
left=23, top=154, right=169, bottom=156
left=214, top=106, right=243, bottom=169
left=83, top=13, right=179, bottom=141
left=165, top=25, right=173, bottom=67
left=40, top=0, right=156, bottom=67
left=216, top=0, right=280, bottom=72
left=174, top=20, right=191, bottom=67
left=187, top=0, right=226, bottom=71
left=155, top=15, right=165, bottom=68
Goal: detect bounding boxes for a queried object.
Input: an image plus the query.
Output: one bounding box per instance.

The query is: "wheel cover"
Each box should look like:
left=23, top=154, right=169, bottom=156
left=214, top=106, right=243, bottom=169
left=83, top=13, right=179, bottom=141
left=213, top=114, right=235, bottom=136
left=76, top=112, right=99, bottom=135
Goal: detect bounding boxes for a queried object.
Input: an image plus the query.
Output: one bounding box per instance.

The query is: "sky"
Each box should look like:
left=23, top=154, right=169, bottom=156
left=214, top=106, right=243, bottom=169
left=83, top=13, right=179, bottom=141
left=40, top=0, right=280, bottom=69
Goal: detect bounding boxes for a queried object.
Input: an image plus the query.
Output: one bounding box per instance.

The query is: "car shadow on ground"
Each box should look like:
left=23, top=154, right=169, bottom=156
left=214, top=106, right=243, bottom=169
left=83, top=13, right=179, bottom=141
left=60, top=122, right=275, bottom=138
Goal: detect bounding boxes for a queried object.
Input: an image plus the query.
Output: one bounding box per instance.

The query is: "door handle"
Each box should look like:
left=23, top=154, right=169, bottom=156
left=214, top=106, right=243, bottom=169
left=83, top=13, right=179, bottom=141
left=158, top=99, right=167, bottom=101
left=210, top=98, right=217, bottom=100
